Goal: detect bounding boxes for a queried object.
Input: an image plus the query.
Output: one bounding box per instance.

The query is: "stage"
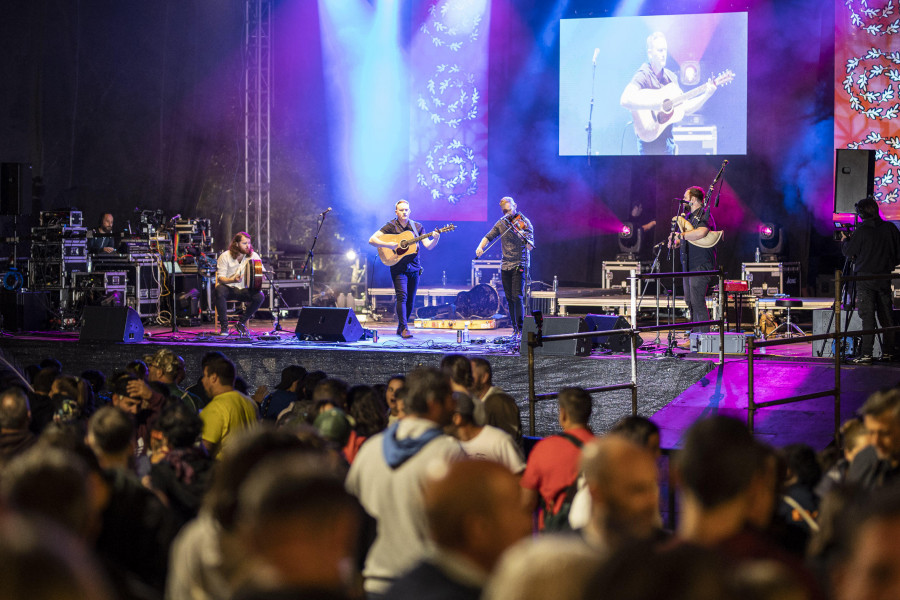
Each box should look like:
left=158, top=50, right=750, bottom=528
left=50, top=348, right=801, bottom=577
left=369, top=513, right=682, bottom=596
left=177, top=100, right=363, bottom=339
left=2, top=315, right=892, bottom=450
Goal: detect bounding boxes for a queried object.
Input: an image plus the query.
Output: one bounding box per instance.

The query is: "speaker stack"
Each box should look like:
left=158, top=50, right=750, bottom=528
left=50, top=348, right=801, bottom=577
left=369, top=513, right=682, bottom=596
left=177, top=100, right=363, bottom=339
left=834, top=149, right=875, bottom=213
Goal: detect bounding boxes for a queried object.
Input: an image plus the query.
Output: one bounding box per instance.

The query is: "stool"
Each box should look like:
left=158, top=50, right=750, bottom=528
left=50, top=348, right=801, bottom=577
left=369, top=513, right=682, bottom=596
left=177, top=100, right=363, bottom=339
left=771, top=299, right=804, bottom=337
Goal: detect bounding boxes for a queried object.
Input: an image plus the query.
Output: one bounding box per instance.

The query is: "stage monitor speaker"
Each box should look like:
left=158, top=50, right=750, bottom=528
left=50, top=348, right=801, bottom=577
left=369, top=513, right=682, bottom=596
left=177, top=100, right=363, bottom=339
left=0, top=163, right=32, bottom=216
left=811, top=308, right=883, bottom=358
left=0, top=291, right=49, bottom=331
left=80, top=306, right=144, bottom=343
left=295, top=307, right=364, bottom=342
left=834, top=149, right=875, bottom=213
left=520, top=316, right=591, bottom=357
left=584, top=314, right=643, bottom=352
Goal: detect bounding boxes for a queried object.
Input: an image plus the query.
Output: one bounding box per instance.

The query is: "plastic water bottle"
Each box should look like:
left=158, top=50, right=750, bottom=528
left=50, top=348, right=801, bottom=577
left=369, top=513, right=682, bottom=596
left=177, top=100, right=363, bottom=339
left=442, top=271, right=447, bottom=286
left=553, top=275, right=559, bottom=292
left=755, top=247, right=761, bottom=263
left=463, top=322, right=470, bottom=343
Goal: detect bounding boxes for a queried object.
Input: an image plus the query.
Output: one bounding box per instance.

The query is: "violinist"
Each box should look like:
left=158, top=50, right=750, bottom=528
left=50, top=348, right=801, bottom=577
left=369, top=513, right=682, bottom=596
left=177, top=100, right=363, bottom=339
left=475, top=196, right=535, bottom=337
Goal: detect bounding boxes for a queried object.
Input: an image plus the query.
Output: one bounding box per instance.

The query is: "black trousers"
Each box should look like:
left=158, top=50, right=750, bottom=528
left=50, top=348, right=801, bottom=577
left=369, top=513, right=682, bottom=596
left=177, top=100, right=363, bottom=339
left=684, top=271, right=712, bottom=333
left=857, top=279, right=894, bottom=357
left=391, top=269, right=419, bottom=332
left=215, top=284, right=265, bottom=328
left=502, top=266, right=527, bottom=332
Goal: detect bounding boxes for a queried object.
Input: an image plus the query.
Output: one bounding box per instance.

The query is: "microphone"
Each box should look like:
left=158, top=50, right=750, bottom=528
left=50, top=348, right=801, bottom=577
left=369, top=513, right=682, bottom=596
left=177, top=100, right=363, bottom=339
left=320, top=207, right=332, bottom=216
left=169, top=214, right=181, bottom=221
left=592, top=48, right=600, bottom=65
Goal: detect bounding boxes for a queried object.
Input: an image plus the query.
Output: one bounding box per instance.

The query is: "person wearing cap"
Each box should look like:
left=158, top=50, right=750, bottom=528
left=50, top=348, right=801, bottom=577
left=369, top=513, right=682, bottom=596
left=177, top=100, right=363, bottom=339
left=451, top=393, right=525, bottom=475
left=314, top=407, right=353, bottom=450
left=144, top=349, right=202, bottom=413
left=257, top=365, right=307, bottom=422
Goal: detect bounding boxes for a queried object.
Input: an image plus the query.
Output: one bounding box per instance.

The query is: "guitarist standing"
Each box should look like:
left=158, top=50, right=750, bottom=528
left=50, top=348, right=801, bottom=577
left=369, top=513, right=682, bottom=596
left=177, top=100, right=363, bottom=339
left=475, top=197, right=535, bottom=337
left=369, top=200, right=440, bottom=339
left=620, top=31, right=718, bottom=155
left=667, top=187, right=717, bottom=333
left=214, top=232, right=265, bottom=337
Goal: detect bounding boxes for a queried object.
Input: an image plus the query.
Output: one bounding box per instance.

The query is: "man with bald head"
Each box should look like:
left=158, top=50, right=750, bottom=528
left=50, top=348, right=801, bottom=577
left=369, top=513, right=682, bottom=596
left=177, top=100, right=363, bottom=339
left=0, top=387, right=36, bottom=467
left=578, top=435, right=662, bottom=554
left=384, top=459, right=532, bottom=600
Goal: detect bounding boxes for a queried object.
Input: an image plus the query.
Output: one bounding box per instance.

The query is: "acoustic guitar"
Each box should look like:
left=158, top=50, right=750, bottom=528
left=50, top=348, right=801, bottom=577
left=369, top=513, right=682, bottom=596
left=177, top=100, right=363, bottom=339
left=241, top=257, right=264, bottom=292
left=377, top=224, right=456, bottom=267
left=631, top=70, right=735, bottom=142
left=674, top=215, right=723, bottom=249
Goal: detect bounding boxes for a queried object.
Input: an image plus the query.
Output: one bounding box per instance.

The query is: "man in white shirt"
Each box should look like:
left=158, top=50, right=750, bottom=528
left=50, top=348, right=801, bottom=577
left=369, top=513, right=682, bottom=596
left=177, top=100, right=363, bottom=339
left=452, top=393, right=525, bottom=475
left=215, top=231, right=265, bottom=337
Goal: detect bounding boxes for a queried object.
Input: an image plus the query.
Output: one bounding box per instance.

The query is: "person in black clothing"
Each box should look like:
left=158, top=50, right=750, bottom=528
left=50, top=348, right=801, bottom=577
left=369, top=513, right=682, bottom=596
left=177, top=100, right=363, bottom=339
left=667, top=186, right=716, bottom=333
left=474, top=197, right=535, bottom=336
left=841, top=195, right=900, bottom=363
left=88, top=213, right=117, bottom=254
left=369, top=200, right=441, bottom=339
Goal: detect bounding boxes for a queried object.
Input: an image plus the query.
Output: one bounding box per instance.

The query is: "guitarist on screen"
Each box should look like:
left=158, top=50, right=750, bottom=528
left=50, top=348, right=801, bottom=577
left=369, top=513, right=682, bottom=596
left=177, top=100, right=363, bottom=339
left=474, top=196, right=535, bottom=338
left=619, top=31, right=718, bottom=155
left=368, top=199, right=440, bottom=339
left=214, top=231, right=265, bottom=337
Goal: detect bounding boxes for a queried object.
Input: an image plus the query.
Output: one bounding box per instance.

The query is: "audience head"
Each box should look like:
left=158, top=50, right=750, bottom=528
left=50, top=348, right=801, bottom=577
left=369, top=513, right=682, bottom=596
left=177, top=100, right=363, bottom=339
left=676, top=416, right=770, bottom=511
left=0, top=387, right=31, bottom=431
left=483, top=537, right=603, bottom=600
left=85, top=407, right=134, bottom=462
left=441, top=354, right=474, bottom=392
left=32, top=367, right=60, bottom=395
left=781, top=443, right=821, bottom=489
left=204, top=427, right=322, bottom=531
left=859, top=389, right=900, bottom=461
left=0, top=513, right=113, bottom=600
left=312, top=378, right=348, bottom=410
left=79, top=370, right=106, bottom=397
left=385, top=374, right=406, bottom=417
left=236, top=454, right=359, bottom=591
left=125, top=360, right=149, bottom=381
left=348, top=388, right=388, bottom=437
left=201, top=355, right=237, bottom=397
left=108, top=372, right=142, bottom=415
left=143, top=349, right=184, bottom=384
left=840, top=418, right=868, bottom=463
left=0, top=447, right=94, bottom=538
left=469, top=357, right=493, bottom=395
left=275, top=365, right=307, bottom=392
left=156, top=402, right=203, bottom=449
left=557, top=387, right=592, bottom=428
left=452, top=392, right=477, bottom=428
left=581, top=435, right=660, bottom=544
left=833, top=486, right=900, bottom=600
left=404, top=366, right=456, bottom=426
left=610, top=415, right=661, bottom=458
left=301, top=371, right=328, bottom=401
left=313, top=408, right=353, bottom=447
left=424, top=459, right=531, bottom=572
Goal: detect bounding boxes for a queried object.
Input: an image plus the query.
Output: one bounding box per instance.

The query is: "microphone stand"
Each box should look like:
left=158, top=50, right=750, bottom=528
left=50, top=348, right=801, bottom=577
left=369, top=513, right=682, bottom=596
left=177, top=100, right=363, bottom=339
left=664, top=202, right=685, bottom=357
left=300, top=211, right=329, bottom=305
left=586, top=57, right=597, bottom=164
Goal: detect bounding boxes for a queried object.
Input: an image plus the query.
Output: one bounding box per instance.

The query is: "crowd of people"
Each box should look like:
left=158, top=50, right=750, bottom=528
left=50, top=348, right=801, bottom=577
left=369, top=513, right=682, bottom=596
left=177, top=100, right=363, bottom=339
left=0, top=347, right=899, bottom=600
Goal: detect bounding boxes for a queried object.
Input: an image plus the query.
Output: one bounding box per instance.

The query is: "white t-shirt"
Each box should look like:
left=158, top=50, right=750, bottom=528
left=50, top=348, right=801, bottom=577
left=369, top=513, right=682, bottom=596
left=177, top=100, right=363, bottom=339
left=460, top=425, right=526, bottom=474
left=217, top=250, right=262, bottom=290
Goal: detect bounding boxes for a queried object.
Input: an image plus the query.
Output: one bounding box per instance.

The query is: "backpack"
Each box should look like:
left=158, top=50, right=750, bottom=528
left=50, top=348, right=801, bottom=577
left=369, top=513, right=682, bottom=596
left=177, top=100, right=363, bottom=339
left=540, top=432, right=584, bottom=532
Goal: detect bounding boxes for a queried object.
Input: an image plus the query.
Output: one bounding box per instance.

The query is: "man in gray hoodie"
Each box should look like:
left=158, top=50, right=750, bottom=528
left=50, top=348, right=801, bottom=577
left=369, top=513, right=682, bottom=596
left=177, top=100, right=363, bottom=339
left=345, top=367, right=464, bottom=598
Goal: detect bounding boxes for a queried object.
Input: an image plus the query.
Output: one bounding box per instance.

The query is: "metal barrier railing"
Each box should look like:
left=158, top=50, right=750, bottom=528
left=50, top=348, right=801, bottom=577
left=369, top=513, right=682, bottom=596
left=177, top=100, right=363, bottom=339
left=525, top=268, right=726, bottom=435
left=746, top=270, right=900, bottom=442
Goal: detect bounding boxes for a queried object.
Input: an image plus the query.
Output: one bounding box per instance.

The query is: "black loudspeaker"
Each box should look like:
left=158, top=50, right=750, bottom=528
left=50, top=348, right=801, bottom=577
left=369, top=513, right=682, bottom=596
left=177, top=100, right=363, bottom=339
left=584, top=314, right=643, bottom=352
left=0, top=163, right=32, bottom=216
left=295, top=307, right=364, bottom=342
left=0, top=291, right=49, bottom=331
left=834, top=149, right=875, bottom=213
left=80, top=306, right=144, bottom=343
left=520, top=316, right=591, bottom=356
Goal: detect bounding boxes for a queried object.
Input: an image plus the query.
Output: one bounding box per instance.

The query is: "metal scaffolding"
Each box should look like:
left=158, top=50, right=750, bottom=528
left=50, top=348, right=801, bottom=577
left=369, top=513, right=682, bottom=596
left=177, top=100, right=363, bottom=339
left=244, top=0, right=271, bottom=255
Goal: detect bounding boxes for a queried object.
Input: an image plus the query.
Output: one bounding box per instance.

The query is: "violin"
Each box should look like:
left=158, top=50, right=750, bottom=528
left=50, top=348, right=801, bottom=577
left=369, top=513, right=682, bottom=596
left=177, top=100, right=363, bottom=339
left=506, top=212, right=529, bottom=232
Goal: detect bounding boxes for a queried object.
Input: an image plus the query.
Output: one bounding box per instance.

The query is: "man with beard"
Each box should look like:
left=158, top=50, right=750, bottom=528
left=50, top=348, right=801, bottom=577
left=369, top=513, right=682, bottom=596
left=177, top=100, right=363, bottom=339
left=215, top=231, right=265, bottom=337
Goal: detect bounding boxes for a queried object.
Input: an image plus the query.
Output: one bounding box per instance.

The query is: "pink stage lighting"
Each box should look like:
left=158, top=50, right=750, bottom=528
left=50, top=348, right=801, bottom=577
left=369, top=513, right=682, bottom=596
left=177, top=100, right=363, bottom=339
left=758, top=223, right=775, bottom=239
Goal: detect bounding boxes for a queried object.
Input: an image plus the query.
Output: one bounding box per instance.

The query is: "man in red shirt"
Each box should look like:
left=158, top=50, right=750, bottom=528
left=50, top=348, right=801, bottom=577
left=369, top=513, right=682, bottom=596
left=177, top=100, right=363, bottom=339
left=520, top=387, right=594, bottom=530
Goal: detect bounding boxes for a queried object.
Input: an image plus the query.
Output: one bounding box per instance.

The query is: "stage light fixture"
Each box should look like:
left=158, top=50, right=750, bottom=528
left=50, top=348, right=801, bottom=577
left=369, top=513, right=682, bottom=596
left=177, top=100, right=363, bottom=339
left=617, top=221, right=641, bottom=259
left=757, top=222, right=784, bottom=260
left=680, top=61, right=700, bottom=86
left=345, top=249, right=357, bottom=262
left=619, top=223, right=633, bottom=239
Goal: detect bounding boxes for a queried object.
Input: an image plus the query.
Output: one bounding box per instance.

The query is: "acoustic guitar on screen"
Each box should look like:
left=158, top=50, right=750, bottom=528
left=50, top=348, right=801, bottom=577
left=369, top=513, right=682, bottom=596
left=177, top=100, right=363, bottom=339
left=378, top=224, right=457, bottom=267
left=631, top=69, right=735, bottom=143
